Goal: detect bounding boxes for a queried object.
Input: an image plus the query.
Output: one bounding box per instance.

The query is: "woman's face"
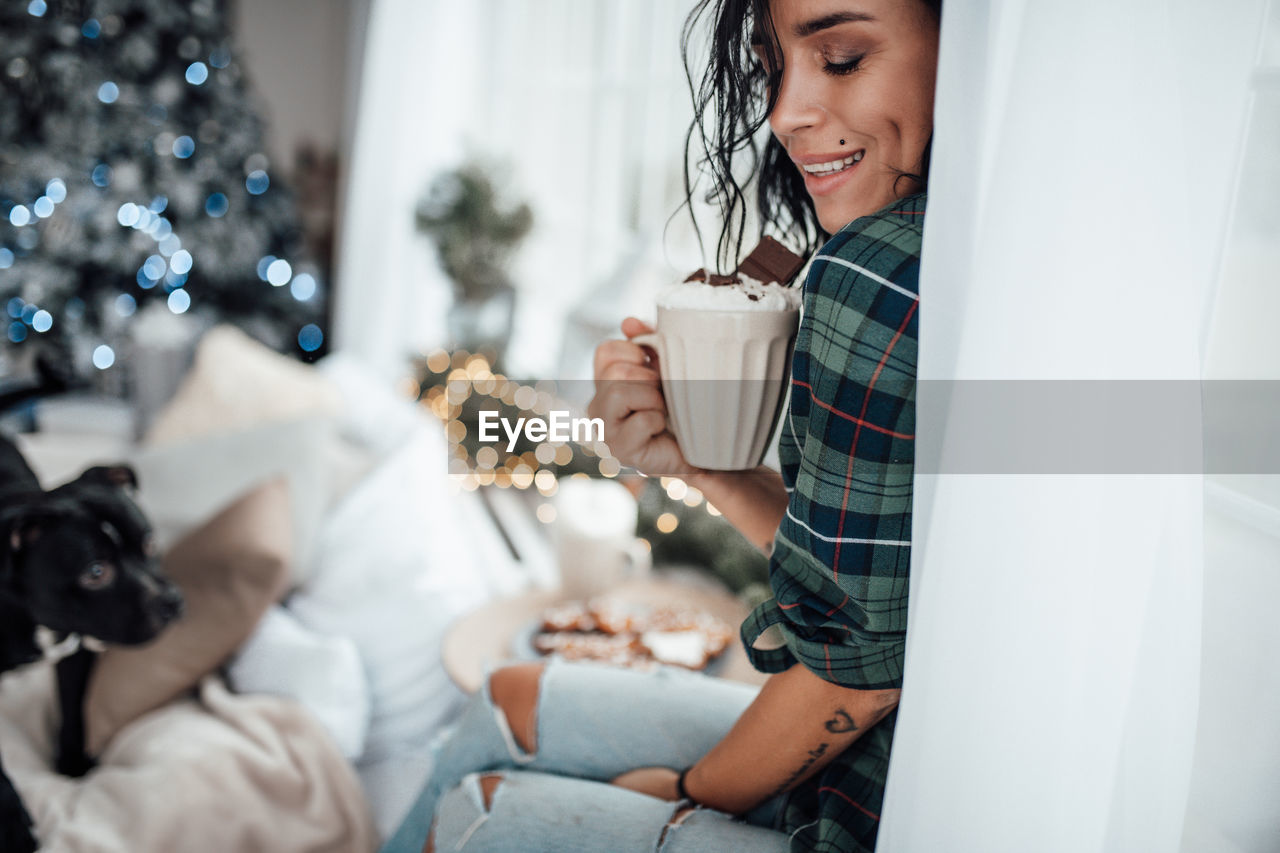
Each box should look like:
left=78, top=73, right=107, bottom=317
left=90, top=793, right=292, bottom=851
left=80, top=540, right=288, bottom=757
left=760, top=0, right=939, bottom=232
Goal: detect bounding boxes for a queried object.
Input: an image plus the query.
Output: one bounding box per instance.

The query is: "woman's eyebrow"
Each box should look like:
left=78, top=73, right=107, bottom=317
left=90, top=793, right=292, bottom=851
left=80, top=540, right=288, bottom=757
left=793, top=11, right=876, bottom=38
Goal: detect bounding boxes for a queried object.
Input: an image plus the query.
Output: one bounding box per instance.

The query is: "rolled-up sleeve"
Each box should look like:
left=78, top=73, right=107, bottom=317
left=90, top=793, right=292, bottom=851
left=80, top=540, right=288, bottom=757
left=743, top=205, right=922, bottom=692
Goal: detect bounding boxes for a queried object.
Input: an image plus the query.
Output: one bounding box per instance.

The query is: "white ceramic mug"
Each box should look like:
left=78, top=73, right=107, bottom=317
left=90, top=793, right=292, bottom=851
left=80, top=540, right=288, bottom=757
left=632, top=305, right=799, bottom=470
left=554, top=478, right=651, bottom=600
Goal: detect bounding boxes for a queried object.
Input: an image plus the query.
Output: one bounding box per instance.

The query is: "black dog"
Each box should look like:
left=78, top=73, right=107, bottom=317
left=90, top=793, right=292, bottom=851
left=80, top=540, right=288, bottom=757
left=0, top=433, right=183, bottom=853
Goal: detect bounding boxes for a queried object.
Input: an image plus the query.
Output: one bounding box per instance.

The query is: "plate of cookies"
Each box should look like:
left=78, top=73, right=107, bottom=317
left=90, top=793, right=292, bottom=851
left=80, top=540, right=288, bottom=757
left=519, top=598, right=736, bottom=673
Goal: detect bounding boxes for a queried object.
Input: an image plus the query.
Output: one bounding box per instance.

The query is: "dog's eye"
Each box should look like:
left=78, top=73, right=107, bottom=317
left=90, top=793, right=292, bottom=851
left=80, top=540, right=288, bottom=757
left=79, top=561, right=117, bottom=591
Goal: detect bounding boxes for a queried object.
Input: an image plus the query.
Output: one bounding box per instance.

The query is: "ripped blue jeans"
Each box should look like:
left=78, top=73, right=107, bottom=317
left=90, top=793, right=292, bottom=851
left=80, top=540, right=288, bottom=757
left=380, top=659, right=792, bottom=853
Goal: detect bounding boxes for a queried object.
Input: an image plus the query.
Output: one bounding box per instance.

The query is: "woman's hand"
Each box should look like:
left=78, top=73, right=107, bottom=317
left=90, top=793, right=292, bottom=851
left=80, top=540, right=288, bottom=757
left=588, top=317, right=698, bottom=478
left=610, top=766, right=681, bottom=801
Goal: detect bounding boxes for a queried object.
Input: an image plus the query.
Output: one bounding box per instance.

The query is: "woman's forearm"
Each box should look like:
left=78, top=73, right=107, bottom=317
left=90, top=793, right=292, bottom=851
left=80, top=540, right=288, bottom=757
left=686, top=466, right=789, bottom=553
left=684, top=663, right=900, bottom=815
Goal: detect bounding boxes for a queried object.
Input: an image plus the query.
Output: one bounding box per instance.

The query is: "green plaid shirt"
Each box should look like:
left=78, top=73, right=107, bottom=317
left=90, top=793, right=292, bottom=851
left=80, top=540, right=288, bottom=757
left=742, top=193, right=925, bottom=852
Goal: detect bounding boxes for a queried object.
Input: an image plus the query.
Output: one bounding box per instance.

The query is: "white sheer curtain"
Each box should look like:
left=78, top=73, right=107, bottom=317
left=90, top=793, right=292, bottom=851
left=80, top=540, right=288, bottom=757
left=333, top=0, right=695, bottom=378
left=880, top=2, right=1271, bottom=852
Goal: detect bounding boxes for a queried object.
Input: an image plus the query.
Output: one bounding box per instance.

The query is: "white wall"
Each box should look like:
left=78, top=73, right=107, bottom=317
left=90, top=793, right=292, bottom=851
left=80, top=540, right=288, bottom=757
left=229, top=0, right=353, bottom=171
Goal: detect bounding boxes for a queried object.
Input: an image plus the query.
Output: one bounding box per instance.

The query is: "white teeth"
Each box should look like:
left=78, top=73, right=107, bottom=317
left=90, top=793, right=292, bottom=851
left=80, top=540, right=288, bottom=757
left=801, top=152, right=863, bottom=174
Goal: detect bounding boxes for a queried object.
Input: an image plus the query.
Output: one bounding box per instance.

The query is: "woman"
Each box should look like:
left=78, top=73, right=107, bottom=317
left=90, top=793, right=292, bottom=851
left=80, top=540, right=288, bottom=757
left=385, top=0, right=939, bottom=850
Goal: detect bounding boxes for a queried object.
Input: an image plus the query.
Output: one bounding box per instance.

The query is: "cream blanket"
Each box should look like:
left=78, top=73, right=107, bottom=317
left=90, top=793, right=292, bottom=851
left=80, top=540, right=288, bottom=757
left=0, top=661, right=377, bottom=853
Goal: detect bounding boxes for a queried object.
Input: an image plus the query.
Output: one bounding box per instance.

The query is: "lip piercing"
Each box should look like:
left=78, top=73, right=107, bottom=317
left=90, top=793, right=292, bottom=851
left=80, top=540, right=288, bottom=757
left=839, top=139, right=846, bottom=145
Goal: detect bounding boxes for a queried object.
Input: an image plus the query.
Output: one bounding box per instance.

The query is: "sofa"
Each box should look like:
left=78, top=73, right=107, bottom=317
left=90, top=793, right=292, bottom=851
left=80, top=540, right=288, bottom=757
left=0, top=326, right=533, bottom=850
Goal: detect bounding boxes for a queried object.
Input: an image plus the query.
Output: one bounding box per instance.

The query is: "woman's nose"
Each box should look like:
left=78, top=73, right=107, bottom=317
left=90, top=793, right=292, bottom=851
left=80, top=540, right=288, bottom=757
left=768, top=66, right=824, bottom=139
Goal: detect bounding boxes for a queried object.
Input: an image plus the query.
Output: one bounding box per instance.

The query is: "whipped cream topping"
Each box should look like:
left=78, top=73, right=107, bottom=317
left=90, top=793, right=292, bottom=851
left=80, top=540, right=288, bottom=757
left=658, top=273, right=801, bottom=312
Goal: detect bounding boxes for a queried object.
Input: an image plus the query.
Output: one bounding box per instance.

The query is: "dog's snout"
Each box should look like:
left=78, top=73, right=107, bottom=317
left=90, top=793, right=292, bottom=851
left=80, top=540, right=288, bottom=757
left=153, top=588, right=184, bottom=622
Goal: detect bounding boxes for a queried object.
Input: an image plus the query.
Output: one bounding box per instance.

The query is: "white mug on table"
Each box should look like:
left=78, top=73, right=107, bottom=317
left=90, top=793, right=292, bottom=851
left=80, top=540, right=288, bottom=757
left=553, top=477, right=651, bottom=600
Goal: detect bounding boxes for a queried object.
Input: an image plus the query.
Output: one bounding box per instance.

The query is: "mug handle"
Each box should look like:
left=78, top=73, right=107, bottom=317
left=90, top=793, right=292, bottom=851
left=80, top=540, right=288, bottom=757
left=629, top=332, right=664, bottom=365
left=625, top=538, right=653, bottom=579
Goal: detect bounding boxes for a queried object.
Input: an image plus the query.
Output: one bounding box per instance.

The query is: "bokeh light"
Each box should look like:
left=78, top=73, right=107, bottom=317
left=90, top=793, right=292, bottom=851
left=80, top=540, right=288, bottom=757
left=172, top=136, right=195, bottom=158
left=8, top=322, right=26, bottom=343
left=245, top=170, right=269, bottom=195
left=266, top=258, right=292, bottom=286
left=115, top=293, right=137, bottom=317
left=476, top=446, right=498, bottom=469
left=8, top=206, right=31, bottom=227
left=91, top=163, right=112, bottom=186
left=170, top=249, right=193, bottom=275
left=158, top=234, right=182, bottom=256
left=142, top=254, right=166, bottom=280
left=290, top=273, right=316, bottom=301
left=92, top=345, right=115, bottom=369
left=0, top=249, right=14, bottom=269
left=185, top=62, right=209, bottom=85
left=27, top=0, right=46, bottom=17
left=45, top=179, right=67, bottom=202
left=82, top=18, right=101, bottom=38
left=97, top=81, right=118, bottom=103
left=297, top=324, right=323, bottom=352
left=256, top=255, right=276, bottom=280
left=149, top=217, right=172, bottom=239
left=117, top=202, right=140, bottom=227
left=167, top=289, right=191, bottom=314
left=32, top=197, right=54, bottom=218
left=205, top=192, right=229, bottom=217
left=31, top=310, right=52, bottom=333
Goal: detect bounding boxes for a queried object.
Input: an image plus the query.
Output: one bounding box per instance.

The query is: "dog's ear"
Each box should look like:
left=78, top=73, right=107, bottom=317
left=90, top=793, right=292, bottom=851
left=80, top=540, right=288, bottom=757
left=75, top=465, right=140, bottom=492
left=0, top=507, right=46, bottom=593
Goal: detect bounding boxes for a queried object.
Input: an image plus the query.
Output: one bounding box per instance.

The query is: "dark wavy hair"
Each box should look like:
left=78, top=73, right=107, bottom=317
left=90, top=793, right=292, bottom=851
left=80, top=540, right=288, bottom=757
left=681, top=0, right=942, bottom=267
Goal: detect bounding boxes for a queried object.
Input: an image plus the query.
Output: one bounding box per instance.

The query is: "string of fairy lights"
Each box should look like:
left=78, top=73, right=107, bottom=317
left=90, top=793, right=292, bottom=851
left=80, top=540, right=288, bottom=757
left=414, top=347, right=724, bottom=536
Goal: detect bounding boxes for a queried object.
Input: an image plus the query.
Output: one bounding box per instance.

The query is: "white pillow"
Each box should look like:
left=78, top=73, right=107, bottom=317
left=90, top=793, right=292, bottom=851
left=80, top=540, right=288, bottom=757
left=144, top=325, right=343, bottom=445
left=286, top=425, right=494, bottom=761
left=317, top=352, right=425, bottom=457
left=129, top=417, right=371, bottom=586
left=227, top=606, right=371, bottom=761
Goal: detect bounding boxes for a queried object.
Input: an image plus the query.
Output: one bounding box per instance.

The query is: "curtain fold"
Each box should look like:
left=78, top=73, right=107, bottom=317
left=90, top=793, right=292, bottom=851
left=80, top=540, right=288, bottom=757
left=333, top=0, right=695, bottom=378
left=881, top=1, right=1267, bottom=851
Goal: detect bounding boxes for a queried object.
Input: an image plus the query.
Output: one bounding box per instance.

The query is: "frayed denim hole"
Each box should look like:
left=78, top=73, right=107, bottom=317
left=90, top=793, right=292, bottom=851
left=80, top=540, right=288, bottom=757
left=477, top=774, right=504, bottom=813
left=450, top=774, right=492, bottom=850
left=488, top=683, right=536, bottom=765
left=656, top=805, right=698, bottom=851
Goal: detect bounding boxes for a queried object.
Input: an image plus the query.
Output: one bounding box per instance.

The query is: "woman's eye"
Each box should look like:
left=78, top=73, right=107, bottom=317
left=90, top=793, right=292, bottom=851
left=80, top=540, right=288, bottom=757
left=79, top=561, right=117, bottom=591
left=824, top=54, right=865, bottom=76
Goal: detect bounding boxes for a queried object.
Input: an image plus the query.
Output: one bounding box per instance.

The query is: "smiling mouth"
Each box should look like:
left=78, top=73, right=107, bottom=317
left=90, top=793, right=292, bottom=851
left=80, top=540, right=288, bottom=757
left=800, top=151, right=865, bottom=176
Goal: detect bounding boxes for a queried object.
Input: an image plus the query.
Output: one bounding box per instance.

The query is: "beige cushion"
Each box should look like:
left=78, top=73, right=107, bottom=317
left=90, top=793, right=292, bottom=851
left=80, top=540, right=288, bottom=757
left=129, top=417, right=372, bottom=586
left=144, top=325, right=343, bottom=445
left=84, top=479, right=292, bottom=755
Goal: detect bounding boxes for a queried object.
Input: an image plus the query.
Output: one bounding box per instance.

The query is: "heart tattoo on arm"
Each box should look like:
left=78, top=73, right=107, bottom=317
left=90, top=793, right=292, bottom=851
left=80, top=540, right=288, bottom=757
left=824, top=709, right=858, bottom=734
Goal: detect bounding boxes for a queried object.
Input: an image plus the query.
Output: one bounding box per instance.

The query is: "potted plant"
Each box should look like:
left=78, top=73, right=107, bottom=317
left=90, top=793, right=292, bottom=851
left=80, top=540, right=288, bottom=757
left=415, top=160, right=532, bottom=366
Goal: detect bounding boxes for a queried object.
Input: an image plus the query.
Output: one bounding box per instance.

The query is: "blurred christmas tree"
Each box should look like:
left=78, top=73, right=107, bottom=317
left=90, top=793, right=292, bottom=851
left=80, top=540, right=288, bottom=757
left=0, top=0, right=326, bottom=382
